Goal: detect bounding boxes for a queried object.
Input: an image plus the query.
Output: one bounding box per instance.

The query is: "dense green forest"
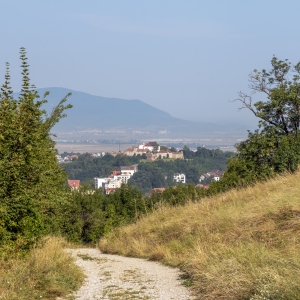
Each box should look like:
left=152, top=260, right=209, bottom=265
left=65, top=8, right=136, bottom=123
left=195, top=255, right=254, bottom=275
left=63, top=147, right=234, bottom=192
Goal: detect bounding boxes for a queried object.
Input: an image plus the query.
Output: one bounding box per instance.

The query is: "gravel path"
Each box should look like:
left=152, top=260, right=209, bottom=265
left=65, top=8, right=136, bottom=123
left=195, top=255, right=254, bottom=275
left=65, top=248, right=195, bottom=300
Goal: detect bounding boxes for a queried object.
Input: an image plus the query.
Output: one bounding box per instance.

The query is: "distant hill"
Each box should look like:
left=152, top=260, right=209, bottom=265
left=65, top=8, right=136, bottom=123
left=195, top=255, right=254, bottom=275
left=16, top=87, right=245, bottom=133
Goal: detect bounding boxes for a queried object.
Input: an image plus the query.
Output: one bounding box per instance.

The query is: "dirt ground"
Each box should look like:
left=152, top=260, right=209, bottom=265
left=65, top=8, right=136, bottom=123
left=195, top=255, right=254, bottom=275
left=63, top=248, right=195, bottom=300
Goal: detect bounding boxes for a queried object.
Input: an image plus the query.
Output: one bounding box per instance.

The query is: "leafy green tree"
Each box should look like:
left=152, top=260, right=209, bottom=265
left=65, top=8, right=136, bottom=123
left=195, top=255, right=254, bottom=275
left=236, top=56, right=300, bottom=135
left=0, top=48, right=72, bottom=249
left=186, top=167, right=199, bottom=184
left=160, top=145, right=168, bottom=151
left=225, top=56, right=300, bottom=185
left=63, top=185, right=106, bottom=243
left=182, top=145, right=194, bottom=159
left=166, top=169, right=175, bottom=187
left=102, top=184, right=144, bottom=233
left=128, top=170, right=153, bottom=193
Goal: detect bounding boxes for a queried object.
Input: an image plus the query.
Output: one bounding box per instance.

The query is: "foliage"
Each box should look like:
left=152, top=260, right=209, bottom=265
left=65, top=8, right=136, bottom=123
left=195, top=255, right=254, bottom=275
left=220, top=130, right=300, bottom=189
left=236, top=56, right=300, bottom=135
left=129, top=147, right=232, bottom=192
left=63, top=153, right=142, bottom=181
left=62, top=184, right=147, bottom=243
left=61, top=185, right=106, bottom=243
left=0, top=49, right=72, bottom=250
left=222, top=56, right=300, bottom=186
left=149, top=183, right=207, bottom=206
left=61, top=182, right=211, bottom=244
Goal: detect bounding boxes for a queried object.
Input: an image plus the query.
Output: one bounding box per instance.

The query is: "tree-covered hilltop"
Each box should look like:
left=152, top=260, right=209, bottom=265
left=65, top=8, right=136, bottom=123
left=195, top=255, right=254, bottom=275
left=63, top=153, right=143, bottom=182
left=129, top=147, right=233, bottom=192
left=63, top=147, right=235, bottom=192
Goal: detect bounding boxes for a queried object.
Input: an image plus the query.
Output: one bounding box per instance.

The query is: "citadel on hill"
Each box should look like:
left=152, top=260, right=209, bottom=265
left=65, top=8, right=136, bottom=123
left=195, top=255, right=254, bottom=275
left=93, top=141, right=186, bottom=194
left=122, top=141, right=184, bottom=160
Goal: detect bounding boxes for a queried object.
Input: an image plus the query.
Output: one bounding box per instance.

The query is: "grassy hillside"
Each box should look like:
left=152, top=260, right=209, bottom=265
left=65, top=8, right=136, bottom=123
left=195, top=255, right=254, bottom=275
left=99, top=172, right=300, bottom=299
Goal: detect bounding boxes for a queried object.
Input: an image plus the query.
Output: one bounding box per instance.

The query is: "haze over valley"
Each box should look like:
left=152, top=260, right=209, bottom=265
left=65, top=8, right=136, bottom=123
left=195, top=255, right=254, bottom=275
left=35, top=87, right=248, bottom=152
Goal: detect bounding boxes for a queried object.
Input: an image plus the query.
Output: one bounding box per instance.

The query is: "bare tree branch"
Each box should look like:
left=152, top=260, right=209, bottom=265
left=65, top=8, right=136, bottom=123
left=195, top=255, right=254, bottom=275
left=232, top=91, right=258, bottom=115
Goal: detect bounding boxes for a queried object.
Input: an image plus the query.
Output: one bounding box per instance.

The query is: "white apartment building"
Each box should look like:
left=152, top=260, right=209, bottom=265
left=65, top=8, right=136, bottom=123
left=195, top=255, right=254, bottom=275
left=94, top=178, right=110, bottom=189
left=94, top=177, right=123, bottom=189
left=111, top=174, right=131, bottom=184
left=94, top=165, right=138, bottom=194
left=174, top=173, right=186, bottom=184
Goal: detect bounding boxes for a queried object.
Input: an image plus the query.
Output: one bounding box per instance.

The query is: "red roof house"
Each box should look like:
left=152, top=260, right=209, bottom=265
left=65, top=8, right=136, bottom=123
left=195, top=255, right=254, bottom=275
left=67, top=180, right=80, bottom=189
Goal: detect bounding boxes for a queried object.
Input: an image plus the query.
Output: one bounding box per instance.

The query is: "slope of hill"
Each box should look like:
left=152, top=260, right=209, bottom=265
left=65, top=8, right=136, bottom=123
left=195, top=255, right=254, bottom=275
left=29, top=87, right=239, bottom=133
left=99, top=172, right=300, bottom=300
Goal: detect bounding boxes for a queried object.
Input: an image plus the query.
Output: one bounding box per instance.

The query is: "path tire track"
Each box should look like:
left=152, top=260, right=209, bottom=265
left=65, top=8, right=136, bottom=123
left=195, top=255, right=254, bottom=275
left=63, top=248, right=195, bottom=300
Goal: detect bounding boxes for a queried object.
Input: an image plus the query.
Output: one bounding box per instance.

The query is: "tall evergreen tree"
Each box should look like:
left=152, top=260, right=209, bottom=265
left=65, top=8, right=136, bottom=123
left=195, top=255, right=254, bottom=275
left=0, top=48, right=72, bottom=249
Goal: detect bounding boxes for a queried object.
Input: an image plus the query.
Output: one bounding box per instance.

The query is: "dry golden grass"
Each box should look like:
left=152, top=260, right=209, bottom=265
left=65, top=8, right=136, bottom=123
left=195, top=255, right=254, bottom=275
left=0, top=236, right=84, bottom=300
left=100, top=172, right=300, bottom=299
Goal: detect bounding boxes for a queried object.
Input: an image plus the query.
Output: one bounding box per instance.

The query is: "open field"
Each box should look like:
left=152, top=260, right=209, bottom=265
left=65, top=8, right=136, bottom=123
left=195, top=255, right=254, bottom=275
left=55, top=143, right=133, bottom=153
left=100, top=172, right=300, bottom=299
left=55, top=142, right=237, bottom=154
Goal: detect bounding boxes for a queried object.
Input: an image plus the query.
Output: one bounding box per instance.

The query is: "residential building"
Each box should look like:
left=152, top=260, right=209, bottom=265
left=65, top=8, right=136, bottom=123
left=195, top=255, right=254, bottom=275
left=138, top=142, right=157, bottom=152
left=94, top=165, right=138, bottom=194
left=94, top=178, right=109, bottom=189
left=199, top=170, right=224, bottom=182
left=195, top=183, right=209, bottom=189
left=91, top=152, right=102, bottom=157
left=152, top=188, right=166, bottom=193
left=174, top=173, right=186, bottom=184
left=68, top=179, right=80, bottom=190
left=121, top=165, right=138, bottom=175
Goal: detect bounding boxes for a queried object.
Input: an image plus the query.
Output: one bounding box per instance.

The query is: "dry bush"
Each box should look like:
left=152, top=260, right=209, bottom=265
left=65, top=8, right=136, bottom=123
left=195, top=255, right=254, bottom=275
left=100, top=172, right=300, bottom=299
left=0, top=236, right=84, bottom=300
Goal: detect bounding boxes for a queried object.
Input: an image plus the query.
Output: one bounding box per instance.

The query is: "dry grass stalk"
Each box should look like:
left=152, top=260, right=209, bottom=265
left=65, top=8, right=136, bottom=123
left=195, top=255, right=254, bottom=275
left=0, top=236, right=84, bottom=300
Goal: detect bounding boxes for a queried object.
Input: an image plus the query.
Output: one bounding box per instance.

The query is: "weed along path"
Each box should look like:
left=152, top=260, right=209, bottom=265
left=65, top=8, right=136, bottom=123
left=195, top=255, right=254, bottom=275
left=65, top=248, right=195, bottom=300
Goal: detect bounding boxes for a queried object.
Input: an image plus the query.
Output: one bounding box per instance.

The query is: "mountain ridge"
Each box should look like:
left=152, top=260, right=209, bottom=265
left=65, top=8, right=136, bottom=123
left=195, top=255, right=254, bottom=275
left=16, top=87, right=246, bottom=134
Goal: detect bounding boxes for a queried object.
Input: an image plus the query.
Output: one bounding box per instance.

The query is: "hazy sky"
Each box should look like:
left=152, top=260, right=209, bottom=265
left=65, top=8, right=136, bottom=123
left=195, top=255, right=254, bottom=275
left=1, top=1, right=300, bottom=127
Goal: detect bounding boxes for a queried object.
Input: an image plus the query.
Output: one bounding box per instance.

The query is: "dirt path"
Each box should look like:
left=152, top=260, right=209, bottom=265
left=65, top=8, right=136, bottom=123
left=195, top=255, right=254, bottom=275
left=65, top=248, right=195, bottom=300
